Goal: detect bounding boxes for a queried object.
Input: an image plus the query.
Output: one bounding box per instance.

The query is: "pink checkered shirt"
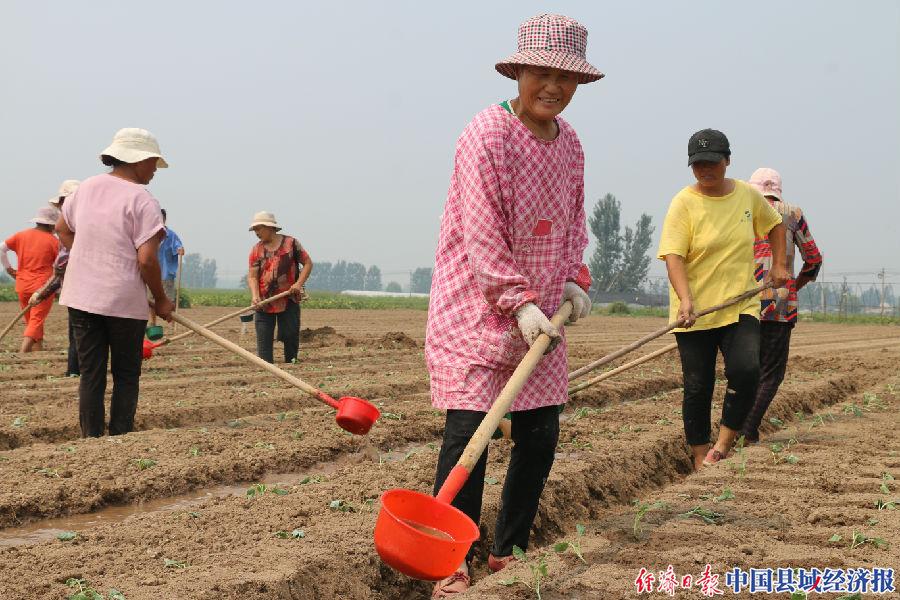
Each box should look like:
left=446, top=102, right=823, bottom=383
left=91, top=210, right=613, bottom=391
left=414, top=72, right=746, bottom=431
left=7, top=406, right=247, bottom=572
left=426, top=104, right=590, bottom=412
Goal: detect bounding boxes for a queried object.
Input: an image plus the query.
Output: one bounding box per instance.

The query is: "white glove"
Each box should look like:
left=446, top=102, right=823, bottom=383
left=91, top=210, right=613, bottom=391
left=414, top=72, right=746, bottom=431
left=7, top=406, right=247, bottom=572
left=563, top=282, right=591, bottom=323
left=515, top=303, right=560, bottom=353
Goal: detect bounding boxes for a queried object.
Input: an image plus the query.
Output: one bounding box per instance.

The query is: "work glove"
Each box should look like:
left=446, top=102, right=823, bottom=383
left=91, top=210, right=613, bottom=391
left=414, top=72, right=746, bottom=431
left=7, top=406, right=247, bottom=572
left=515, top=303, right=560, bottom=354
left=563, top=282, right=591, bottom=323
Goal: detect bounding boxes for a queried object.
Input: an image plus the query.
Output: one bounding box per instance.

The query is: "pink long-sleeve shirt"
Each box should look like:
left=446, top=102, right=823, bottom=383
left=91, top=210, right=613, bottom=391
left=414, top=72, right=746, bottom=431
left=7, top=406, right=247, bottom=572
left=425, top=104, right=590, bottom=412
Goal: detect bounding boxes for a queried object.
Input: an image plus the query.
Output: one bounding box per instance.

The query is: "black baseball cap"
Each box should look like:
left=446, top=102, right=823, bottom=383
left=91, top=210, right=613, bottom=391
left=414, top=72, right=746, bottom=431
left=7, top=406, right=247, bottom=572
left=688, top=129, right=731, bottom=165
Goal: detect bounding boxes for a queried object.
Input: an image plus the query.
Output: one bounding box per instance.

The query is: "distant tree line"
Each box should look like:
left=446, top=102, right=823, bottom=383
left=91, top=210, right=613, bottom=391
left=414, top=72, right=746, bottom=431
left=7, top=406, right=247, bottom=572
left=588, top=193, right=654, bottom=297
left=181, top=253, right=218, bottom=289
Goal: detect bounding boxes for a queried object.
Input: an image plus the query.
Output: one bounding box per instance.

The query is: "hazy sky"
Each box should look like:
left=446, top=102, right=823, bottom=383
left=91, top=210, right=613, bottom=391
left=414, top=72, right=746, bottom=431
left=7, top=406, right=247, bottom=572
left=2, top=1, right=897, bottom=288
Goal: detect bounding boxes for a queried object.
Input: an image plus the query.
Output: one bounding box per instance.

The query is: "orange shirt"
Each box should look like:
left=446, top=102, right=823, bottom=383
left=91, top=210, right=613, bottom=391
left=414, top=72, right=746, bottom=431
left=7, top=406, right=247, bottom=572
left=4, top=228, right=59, bottom=293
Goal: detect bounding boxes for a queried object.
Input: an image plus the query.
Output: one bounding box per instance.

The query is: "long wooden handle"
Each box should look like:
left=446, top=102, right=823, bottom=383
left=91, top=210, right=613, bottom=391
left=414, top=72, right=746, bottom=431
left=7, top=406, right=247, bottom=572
left=169, top=312, right=340, bottom=409
left=165, top=289, right=294, bottom=344
left=568, top=285, right=770, bottom=381
left=0, top=306, right=29, bottom=343
left=436, top=302, right=573, bottom=503
left=568, top=342, right=678, bottom=395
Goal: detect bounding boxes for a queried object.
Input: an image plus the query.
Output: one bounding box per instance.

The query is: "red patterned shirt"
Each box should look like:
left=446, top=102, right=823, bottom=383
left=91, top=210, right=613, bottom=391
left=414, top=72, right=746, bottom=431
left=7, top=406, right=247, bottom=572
left=754, top=199, right=822, bottom=324
left=248, top=235, right=308, bottom=314
left=425, top=103, right=591, bottom=412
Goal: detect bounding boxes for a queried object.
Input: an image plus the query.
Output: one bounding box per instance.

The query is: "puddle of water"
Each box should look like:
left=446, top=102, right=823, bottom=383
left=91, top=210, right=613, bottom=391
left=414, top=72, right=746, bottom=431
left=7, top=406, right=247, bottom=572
left=0, top=441, right=437, bottom=548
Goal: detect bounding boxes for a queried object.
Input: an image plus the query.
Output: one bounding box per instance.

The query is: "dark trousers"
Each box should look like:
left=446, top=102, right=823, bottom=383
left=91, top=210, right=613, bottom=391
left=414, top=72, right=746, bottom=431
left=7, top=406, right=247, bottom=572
left=433, top=405, right=560, bottom=560
left=69, top=308, right=145, bottom=437
left=741, top=321, right=793, bottom=440
left=674, top=315, right=760, bottom=446
left=254, top=301, right=300, bottom=364
left=66, top=315, right=79, bottom=376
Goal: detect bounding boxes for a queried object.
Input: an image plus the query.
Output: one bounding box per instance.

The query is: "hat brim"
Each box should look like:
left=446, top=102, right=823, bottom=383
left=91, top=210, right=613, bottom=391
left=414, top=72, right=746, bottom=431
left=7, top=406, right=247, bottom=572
left=496, top=49, right=604, bottom=84
left=48, top=197, right=62, bottom=207
left=249, top=223, right=282, bottom=232
left=688, top=151, right=729, bottom=166
left=30, top=217, right=58, bottom=226
left=100, top=145, right=169, bottom=168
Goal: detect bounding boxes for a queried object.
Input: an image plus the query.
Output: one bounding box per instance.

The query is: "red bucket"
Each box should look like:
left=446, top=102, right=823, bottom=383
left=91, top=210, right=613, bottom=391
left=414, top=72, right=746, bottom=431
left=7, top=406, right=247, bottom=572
left=335, top=396, right=380, bottom=435
left=374, top=489, right=480, bottom=581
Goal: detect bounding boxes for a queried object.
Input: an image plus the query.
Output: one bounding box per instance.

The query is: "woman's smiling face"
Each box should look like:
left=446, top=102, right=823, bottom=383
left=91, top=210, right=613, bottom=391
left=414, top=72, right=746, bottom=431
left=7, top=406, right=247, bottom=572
left=516, top=65, right=578, bottom=123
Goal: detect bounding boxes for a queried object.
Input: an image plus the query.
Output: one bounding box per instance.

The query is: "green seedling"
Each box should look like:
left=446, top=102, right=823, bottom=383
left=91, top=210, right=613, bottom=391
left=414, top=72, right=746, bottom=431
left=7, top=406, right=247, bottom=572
left=164, top=558, right=189, bottom=569
left=880, top=482, right=891, bottom=494
left=57, top=531, right=78, bottom=541
left=382, top=412, right=403, bottom=420
left=655, top=417, right=673, bottom=426
left=298, top=475, right=323, bottom=485
left=834, top=593, right=863, bottom=600
left=678, top=506, right=724, bottom=525
left=246, top=483, right=289, bottom=497
left=828, top=533, right=842, bottom=543
left=572, top=407, right=597, bottom=420
left=274, top=528, right=305, bottom=539
left=862, top=392, right=885, bottom=410
left=866, top=517, right=879, bottom=526
left=512, top=546, right=548, bottom=600
left=484, top=476, right=499, bottom=485
left=499, top=576, right=521, bottom=586
left=108, top=591, right=127, bottom=600
left=768, top=417, right=785, bottom=428
left=716, top=488, right=735, bottom=502
left=789, top=592, right=809, bottom=600
left=632, top=500, right=667, bottom=538
left=842, top=403, right=863, bottom=417
left=729, top=435, right=749, bottom=478
left=135, top=458, right=157, bottom=470
left=188, top=446, right=201, bottom=457
left=254, top=441, right=275, bottom=450
left=849, top=531, right=888, bottom=549
left=59, top=445, right=76, bottom=453
left=291, top=429, right=304, bottom=440
left=769, top=443, right=799, bottom=465
left=226, top=419, right=245, bottom=428
left=328, top=499, right=356, bottom=512
left=34, top=467, right=60, bottom=478
left=875, top=498, right=897, bottom=510
left=552, top=523, right=587, bottom=563
left=11, top=416, right=26, bottom=428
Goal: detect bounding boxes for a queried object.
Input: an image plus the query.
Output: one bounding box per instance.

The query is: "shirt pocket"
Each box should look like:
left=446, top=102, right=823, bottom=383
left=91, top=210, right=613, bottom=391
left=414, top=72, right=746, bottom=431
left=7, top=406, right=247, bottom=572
left=474, top=311, right=528, bottom=370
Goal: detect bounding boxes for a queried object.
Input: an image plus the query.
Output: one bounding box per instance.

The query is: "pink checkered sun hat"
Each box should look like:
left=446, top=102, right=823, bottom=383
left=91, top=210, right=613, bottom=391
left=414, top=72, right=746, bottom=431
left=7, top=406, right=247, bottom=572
left=496, top=14, right=604, bottom=84
left=749, top=167, right=783, bottom=201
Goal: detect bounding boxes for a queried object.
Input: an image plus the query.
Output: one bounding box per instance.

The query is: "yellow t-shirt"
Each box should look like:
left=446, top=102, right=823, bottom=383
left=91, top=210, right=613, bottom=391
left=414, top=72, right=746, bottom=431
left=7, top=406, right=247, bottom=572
left=657, top=179, right=782, bottom=331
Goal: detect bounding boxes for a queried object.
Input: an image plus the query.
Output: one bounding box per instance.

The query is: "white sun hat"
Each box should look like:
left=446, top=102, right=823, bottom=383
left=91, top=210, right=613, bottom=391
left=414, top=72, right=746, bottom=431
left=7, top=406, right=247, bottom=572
left=249, top=211, right=282, bottom=231
left=48, top=179, right=81, bottom=207
left=30, top=206, right=60, bottom=226
left=100, top=128, right=169, bottom=168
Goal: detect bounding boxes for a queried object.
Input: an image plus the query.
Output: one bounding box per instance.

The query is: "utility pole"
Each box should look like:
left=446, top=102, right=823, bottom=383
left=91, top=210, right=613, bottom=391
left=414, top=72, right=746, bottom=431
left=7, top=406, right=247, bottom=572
left=878, top=268, right=886, bottom=317
left=820, top=264, right=826, bottom=317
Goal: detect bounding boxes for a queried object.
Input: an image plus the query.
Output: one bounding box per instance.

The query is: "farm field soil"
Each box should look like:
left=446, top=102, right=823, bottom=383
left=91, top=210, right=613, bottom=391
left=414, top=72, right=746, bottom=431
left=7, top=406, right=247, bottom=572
left=0, top=303, right=897, bottom=599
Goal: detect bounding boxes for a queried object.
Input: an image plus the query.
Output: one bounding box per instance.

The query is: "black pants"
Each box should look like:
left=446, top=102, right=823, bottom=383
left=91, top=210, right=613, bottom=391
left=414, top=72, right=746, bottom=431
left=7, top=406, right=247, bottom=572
left=741, top=321, right=793, bottom=441
left=254, top=301, right=300, bottom=364
left=66, top=315, right=79, bottom=376
left=433, top=405, right=559, bottom=560
left=674, top=315, right=760, bottom=446
left=69, top=308, right=145, bottom=437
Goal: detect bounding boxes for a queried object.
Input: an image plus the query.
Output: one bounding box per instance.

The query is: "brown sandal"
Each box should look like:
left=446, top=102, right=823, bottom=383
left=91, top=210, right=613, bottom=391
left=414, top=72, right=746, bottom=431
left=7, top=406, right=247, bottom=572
left=432, top=570, right=470, bottom=598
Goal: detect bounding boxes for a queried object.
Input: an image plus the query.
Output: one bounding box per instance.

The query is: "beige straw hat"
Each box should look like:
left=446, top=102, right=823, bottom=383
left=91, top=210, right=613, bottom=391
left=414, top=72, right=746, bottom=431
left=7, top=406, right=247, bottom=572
left=48, top=179, right=80, bottom=207
left=30, top=206, right=60, bottom=226
left=249, top=211, right=282, bottom=231
left=100, top=128, right=169, bottom=168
